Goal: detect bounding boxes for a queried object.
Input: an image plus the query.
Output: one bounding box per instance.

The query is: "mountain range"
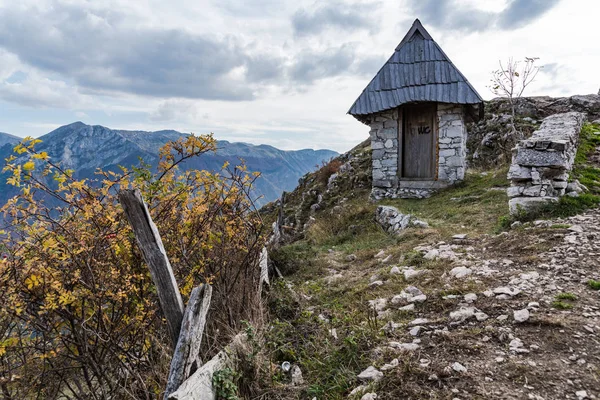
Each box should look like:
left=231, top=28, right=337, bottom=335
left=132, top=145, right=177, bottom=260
left=0, top=122, right=338, bottom=207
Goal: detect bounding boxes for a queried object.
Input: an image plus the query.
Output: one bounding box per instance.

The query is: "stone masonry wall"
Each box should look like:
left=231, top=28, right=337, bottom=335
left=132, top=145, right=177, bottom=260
left=370, top=109, right=399, bottom=192
left=370, top=104, right=466, bottom=200
left=437, top=104, right=467, bottom=183
left=507, top=112, right=585, bottom=214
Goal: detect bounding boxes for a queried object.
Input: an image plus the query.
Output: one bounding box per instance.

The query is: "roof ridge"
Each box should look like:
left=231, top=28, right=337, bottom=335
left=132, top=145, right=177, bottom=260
left=396, top=18, right=433, bottom=50
left=348, top=19, right=483, bottom=118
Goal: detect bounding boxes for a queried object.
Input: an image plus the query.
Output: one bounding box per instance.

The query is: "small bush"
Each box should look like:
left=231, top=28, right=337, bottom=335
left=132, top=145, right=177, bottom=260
left=587, top=280, right=600, bottom=290
left=315, top=158, right=342, bottom=186
left=555, top=292, right=577, bottom=301
left=552, top=301, right=573, bottom=310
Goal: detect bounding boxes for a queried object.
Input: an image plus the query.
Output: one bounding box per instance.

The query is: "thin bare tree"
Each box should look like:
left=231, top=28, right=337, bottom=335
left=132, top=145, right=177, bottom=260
left=490, top=57, right=541, bottom=135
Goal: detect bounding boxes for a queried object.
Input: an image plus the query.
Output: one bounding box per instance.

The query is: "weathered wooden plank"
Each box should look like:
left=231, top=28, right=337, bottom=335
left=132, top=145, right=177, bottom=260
left=118, top=189, right=184, bottom=346
left=167, top=334, right=246, bottom=400
left=164, top=284, right=213, bottom=399
left=259, top=247, right=269, bottom=293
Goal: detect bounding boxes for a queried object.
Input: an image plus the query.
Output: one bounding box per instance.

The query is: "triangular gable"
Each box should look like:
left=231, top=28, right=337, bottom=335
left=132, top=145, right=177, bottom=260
left=348, top=19, right=483, bottom=120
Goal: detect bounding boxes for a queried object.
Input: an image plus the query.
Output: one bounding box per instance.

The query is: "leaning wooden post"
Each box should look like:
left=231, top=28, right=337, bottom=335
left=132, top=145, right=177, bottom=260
left=118, top=189, right=185, bottom=347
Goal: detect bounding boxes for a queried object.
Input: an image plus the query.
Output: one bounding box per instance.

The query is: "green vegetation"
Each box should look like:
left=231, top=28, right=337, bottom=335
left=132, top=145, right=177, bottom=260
left=587, top=279, right=600, bottom=290
left=552, top=293, right=577, bottom=310
left=551, top=301, right=573, bottom=310
left=213, top=368, right=240, bottom=400
left=555, top=292, right=577, bottom=301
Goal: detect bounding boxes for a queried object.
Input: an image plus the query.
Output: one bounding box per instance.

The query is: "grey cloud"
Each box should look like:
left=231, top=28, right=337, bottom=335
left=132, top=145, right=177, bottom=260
left=292, top=1, right=379, bottom=37
left=498, top=0, right=561, bottom=29
left=290, top=44, right=357, bottom=83
left=407, top=0, right=561, bottom=33
left=0, top=3, right=381, bottom=105
left=0, top=5, right=278, bottom=101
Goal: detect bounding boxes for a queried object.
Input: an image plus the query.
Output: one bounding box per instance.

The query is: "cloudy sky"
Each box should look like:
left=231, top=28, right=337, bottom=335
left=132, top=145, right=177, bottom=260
left=0, top=0, right=598, bottom=152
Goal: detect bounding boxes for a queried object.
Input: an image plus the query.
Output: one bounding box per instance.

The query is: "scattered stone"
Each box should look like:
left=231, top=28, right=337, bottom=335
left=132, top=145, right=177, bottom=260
left=514, top=308, right=530, bottom=323
left=497, top=315, right=508, bottom=321
left=409, top=326, right=422, bottom=336
left=380, top=358, right=399, bottom=371
left=390, top=266, right=401, bottom=275
left=374, top=250, right=385, bottom=258
left=375, top=206, right=429, bottom=234
left=405, top=286, right=424, bottom=297
left=424, top=249, right=439, bottom=260
left=381, top=255, right=393, bottom=263
left=451, top=362, right=467, bottom=373
left=410, top=318, right=429, bottom=326
left=475, top=312, right=489, bottom=321
left=495, top=357, right=505, bottom=363
left=568, top=224, right=584, bottom=233
left=527, top=302, right=540, bottom=309
left=349, top=385, right=367, bottom=397
left=450, top=307, right=475, bottom=322
left=369, top=280, right=384, bottom=288
left=368, top=298, right=387, bottom=312
left=404, top=268, right=426, bottom=281
left=291, top=365, right=304, bottom=385
left=493, top=286, right=521, bottom=297
left=357, top=366, right=383, bottom=382
left=361, top=393, right=378, bottom=400
left=450, top=266, right=472, bottom=279
left=329, top=328, right=338, bottom=340
left=464, top=293, right=477, bottom=303
left=399, top=303, right=415, bottom=312
left=389, top=342, right=420, bottom=352
left=575, top=390, right=588, bottom=399
left=453, top=233, right=468, bottom=240
left=382, top=321, right=402, bottom=333
left=346, top=254, right=357, bottom=262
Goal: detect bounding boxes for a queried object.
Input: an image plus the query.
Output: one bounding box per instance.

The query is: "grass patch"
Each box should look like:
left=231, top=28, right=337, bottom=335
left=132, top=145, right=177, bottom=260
left=381, top=168, right=510, bottom=236
left=555, top=292, right=577, bottom=301
left=587, top=279, right=600, bottom=290
left=552, top=293, right=577, bottom=310
left=551, top=301, right=573, bottom=310
left=270, top=241, right=318, bottom=276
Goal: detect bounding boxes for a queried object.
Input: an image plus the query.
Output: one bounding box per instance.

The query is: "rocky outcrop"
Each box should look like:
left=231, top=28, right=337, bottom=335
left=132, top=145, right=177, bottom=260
left=507, top=112, right=585, bottom=214
left=468, top=94, right=600, bottom=170
left=375, top=205, right=429, bottom=234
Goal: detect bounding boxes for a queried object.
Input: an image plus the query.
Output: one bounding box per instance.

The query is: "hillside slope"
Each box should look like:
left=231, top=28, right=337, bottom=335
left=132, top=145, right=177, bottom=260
left=0, top=122, right=337, bottom=207
left=258, top=101, right=600, bottom=399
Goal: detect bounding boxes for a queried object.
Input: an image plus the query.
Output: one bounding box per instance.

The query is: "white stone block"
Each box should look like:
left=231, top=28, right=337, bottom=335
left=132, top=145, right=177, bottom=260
left=439, top=149, right=455, bottom=158
left=445, top=126, right=464, bottom=138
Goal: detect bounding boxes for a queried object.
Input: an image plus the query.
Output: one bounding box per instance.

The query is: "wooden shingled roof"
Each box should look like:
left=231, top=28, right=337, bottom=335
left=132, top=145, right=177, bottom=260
left=348, top=19, right=483, bottom=121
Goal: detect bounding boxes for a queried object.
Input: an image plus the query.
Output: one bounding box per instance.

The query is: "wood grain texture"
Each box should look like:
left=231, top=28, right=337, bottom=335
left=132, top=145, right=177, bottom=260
left=164, top=284, right=213, bottom=399
left=118, top=189, right=184, bottom=347
left=402, top=104, right=436, bottom=178
left=167, top=334, right=246, bottom=400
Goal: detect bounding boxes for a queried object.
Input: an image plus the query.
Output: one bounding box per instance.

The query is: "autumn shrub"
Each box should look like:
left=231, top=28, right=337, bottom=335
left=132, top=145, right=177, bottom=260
left=0, top=135, right=266, bottom=399
left=315, top=158, right=342, bottom=187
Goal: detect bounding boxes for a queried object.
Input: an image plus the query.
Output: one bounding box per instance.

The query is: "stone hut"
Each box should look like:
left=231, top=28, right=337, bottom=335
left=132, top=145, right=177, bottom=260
left=348, top=19, right=484, bottom=199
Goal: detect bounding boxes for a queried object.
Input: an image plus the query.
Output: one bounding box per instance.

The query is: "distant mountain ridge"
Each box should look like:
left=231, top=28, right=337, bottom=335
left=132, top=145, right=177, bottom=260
left=0, top=122, right=338, bottom=207
left=0, top=132, right=20, bottom=147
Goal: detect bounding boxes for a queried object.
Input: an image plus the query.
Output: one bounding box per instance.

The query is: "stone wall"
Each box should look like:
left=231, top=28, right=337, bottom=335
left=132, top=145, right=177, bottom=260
left=507, top=112, right=585, bottom=214
left=369, top=109, right=400, bottom=193
left=437, top=104, right=467, bottom=183
left=370, top=103, right=467, bottom=200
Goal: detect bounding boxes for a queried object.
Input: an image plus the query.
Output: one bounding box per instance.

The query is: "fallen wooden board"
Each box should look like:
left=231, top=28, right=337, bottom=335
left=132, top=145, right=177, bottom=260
left=167, top=334, right=246, bottom=400
left=164, top=284, right=213, bottom=399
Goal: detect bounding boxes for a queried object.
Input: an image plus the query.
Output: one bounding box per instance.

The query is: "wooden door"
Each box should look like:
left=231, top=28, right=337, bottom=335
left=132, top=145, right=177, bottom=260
left=402, top=104, right=436, bottom=179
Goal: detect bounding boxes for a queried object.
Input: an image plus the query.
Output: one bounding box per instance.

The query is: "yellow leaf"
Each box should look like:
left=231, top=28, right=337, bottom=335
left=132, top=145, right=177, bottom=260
left=23, top=161, right=35, bottom=171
